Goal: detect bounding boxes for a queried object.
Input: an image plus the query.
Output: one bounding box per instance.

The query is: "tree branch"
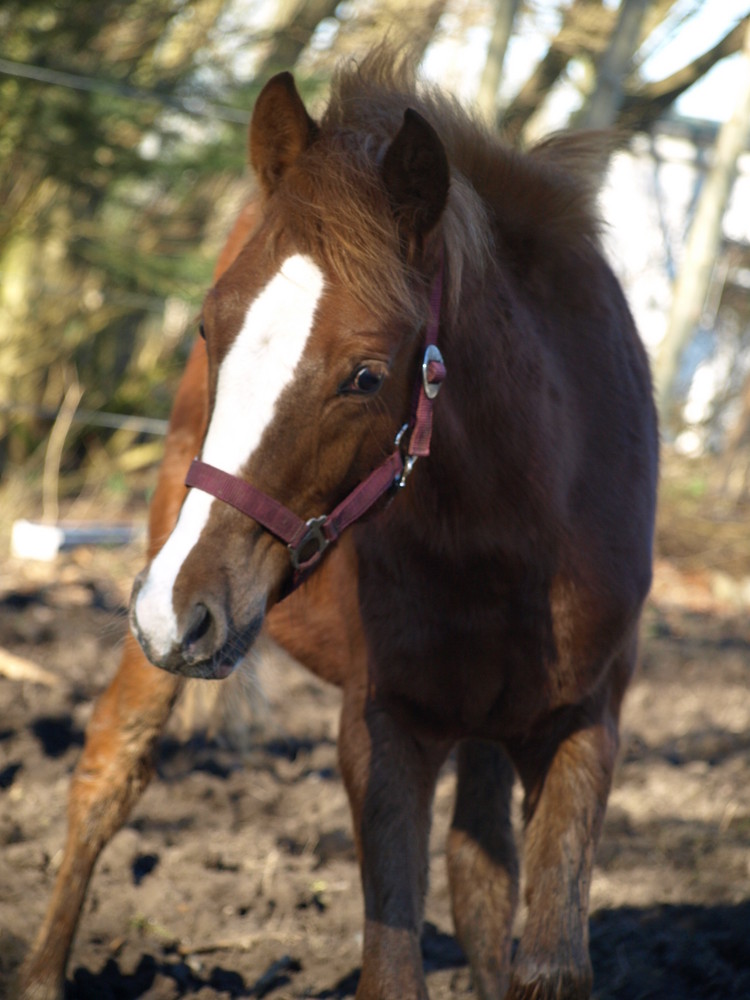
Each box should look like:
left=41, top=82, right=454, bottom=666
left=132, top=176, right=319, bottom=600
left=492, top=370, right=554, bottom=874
left=499, top=0, right=613, bottom=142
left=618, top=15, right=750, bottom=131
left=255, top=0, right=342, bottom=80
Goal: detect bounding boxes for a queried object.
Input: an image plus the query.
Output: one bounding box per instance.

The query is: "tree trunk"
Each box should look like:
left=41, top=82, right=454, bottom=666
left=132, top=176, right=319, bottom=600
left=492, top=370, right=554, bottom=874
left=476, top=0, right=522, bottom=122
left=498, top=0, right=611, bottom=142
left=618, top=14, right=750, bottom=133
left=255, top=0, right=342, bottom=79
left=576, top=0, right=650, bottom=129
left=654, top=17, right=750, bottom=423
left=406, top=0, right=449, bottom=61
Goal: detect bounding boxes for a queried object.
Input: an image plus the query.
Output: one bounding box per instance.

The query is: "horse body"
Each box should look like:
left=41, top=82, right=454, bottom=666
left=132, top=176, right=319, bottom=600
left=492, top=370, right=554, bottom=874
left=21, top=50, right=657, bottom=1000
left=352, top=250, right=653, bottom=742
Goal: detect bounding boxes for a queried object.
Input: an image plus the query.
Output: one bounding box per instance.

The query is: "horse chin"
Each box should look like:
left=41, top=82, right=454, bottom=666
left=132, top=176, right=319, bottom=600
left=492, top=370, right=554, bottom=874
left=183, top=612, right=265, bottom=681
left=173, top=656, right=238, bottom=682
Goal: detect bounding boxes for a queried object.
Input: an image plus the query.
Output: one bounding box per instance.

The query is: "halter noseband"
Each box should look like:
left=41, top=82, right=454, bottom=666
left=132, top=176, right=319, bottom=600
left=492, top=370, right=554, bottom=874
left=184, top=260, right=446, bottom=589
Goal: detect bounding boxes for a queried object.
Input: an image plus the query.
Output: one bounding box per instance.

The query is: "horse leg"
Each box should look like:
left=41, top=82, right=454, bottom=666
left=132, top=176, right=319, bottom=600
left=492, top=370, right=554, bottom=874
left=447, top=740, right=519, bottom=999
left=19, top=340, right=208, bottom=1000
left=338, top=682, right=449, bottom=1000
left=18, top=636, right=181, bottom=1000
left=506, top=652, right=633, bottom=1000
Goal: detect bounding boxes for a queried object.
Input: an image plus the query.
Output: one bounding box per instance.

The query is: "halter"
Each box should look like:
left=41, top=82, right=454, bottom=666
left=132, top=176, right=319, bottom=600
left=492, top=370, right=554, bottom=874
left=185, top=260, right=446, bottom=589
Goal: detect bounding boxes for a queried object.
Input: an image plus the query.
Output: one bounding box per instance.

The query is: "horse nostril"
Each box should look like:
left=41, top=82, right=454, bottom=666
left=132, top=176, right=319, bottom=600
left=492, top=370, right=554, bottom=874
left=182, top=602, right=214, bottom=657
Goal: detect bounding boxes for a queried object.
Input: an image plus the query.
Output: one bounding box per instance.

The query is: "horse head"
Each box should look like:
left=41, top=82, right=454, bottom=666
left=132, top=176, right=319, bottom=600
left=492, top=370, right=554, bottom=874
left=130, top=70, right=449, bottom=678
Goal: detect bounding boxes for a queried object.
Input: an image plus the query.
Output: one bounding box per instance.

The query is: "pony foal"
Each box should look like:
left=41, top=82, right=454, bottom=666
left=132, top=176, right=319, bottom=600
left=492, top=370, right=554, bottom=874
left=21, top=50, right=658, bottom=1000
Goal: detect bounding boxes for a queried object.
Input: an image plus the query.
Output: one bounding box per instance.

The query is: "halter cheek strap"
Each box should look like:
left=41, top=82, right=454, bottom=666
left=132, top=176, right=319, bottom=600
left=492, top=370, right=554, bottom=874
left=184, top=259, right=446, bottom=588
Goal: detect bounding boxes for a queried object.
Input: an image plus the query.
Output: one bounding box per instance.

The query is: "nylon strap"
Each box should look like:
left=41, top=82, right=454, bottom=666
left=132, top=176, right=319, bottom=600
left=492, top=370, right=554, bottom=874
left=185, top=255, right=445, bottom=586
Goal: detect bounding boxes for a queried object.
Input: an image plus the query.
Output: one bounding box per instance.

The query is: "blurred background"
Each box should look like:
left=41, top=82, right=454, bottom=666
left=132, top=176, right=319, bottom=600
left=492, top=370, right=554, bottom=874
left=1, top=0, right=750, bottom=558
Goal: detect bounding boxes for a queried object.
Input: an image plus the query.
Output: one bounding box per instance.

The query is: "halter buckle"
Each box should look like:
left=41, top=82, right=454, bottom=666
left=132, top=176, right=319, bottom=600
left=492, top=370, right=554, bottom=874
left=422, top=344, right=445, bottom=400
left=288, top=516, right=329, bottom=570
left=394, top=423, right=418, bottom=488
left=398, top=455, right=418, bottom=488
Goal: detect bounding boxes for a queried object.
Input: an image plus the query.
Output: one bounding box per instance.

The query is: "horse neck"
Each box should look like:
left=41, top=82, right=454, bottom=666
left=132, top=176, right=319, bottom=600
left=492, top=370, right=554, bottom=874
left=389, top=271, right=557, bottom=564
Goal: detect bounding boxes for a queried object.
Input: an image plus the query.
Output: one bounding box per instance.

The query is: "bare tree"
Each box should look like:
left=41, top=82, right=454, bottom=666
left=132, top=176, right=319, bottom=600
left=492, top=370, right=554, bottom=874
left=499, top=0, right=614, bottom=141
left=654, top=16, right=750, bottom=421
left=477, top=0, right=523, bottom=121
left=255, top=0, right=342, bottom=79
left=498, top=3, right=750, bottom=142
left=407, top=0, right=449, bottom=59
left=305, top=0, right=448, bottom=69
left=576, top=0, right=650, bottom=129
left=618, top=13, right=750, bottom=132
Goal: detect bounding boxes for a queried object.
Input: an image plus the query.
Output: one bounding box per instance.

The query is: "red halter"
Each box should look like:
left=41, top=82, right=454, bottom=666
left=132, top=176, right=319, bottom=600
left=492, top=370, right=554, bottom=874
left=185, top=261, right=446, bottom=588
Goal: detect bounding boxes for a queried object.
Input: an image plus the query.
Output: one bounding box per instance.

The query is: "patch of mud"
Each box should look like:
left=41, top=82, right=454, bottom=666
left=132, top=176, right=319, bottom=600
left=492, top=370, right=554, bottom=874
left=1, top=551, right=749, bottom=999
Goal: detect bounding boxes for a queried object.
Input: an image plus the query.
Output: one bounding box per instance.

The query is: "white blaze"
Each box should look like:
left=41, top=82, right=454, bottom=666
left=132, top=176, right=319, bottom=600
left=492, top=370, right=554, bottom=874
left=134, top=255, right=325, bottom=655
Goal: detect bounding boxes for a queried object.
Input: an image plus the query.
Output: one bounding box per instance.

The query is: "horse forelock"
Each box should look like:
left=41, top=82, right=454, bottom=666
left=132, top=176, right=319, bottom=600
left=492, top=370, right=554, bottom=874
left=261, top=47, right=490, bottom=330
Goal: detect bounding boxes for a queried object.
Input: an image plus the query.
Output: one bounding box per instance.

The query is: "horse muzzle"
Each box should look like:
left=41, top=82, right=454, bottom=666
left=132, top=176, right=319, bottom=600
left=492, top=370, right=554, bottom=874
left=129, top=567, right=265, bottom=680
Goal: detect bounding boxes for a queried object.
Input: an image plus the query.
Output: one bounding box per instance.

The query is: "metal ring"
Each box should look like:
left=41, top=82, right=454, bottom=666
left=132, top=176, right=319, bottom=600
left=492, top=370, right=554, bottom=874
left=422, top=344, right=445, bottom=400
left=288, top=516, right=329, bottom=570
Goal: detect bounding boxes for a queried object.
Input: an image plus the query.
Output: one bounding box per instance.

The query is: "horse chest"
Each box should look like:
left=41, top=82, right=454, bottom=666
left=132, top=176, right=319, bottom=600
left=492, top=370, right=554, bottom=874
left=359, top=560, right=561, bottom=738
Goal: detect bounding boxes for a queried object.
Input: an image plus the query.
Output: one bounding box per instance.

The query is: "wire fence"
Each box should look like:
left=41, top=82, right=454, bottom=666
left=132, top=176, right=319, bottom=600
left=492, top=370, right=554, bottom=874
left=1, top=403, right=169, bottom=436
left=0, top=56, right=251, bottom=124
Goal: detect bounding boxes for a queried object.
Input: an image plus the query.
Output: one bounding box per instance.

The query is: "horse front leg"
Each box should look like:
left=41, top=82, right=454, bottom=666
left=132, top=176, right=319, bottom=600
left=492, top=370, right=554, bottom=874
left=447, top=739, right=519, bottom=1000
left=18, top=635, right=181, bottom=1000
left=507, top=669, right=629, bottom=1000
left=339, top=682, right=449, bottom=1000
left=19, top=340, right=208, bottom=1000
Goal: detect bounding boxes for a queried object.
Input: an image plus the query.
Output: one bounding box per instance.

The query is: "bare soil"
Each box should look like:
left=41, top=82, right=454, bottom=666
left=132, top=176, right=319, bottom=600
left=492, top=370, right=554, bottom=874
left=1, top=485, right=750, bottom=999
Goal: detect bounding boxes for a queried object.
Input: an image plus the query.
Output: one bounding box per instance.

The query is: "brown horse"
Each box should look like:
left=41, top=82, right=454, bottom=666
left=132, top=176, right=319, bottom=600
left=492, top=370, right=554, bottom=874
left=20, top=49, right=658, bottom=1000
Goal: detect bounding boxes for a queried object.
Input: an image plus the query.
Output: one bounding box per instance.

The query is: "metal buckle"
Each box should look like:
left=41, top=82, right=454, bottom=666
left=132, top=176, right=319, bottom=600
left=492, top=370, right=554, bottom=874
left=399, top=455, right=418, bottom=488
left=422, top=344, right=444, bottom=400
left=288, top=516, right=329, bottom=570
left=394, top=423, right=418, bottom=489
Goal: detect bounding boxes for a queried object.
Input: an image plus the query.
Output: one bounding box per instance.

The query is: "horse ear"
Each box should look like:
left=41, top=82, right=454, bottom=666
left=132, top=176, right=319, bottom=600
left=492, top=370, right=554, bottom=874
left=382, top=108, right=450, bottom=238
left=249, top=72, right=318, bottom=195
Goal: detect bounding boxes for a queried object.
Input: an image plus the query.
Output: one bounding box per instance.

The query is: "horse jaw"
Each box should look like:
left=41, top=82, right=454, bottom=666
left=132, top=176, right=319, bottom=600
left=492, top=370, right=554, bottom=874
left=130, top=255, right=325, bottom=678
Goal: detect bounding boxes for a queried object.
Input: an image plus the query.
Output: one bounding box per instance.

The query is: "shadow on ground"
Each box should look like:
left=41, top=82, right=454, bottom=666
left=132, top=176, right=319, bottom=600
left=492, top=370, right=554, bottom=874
left=55, top=903, right=750, bottom=999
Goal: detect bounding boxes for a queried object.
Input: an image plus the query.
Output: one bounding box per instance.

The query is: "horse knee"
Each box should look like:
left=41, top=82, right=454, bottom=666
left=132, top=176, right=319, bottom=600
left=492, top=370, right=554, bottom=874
left=69, top=640, right=180, bottom=840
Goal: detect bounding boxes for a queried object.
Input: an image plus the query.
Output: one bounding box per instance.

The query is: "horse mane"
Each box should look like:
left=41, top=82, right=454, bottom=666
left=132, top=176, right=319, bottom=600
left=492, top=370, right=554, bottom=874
left=273, top=46, right=610, bottom=326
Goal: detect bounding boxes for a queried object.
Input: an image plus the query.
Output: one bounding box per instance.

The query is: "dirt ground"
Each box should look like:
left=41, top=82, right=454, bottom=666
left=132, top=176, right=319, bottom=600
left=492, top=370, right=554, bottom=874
left=1, top=480, right=750, bottom=999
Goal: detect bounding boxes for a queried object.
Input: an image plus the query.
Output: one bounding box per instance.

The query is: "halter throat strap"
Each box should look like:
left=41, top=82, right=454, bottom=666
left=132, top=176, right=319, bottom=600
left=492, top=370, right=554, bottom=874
left=185, top=258, right=446, bottom=587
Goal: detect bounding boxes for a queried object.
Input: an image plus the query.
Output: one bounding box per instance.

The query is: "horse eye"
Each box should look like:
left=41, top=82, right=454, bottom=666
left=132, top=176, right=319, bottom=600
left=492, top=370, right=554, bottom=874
left=344, top=366, right=384, bottom=396
left=198, top=321, right=206, bottom=340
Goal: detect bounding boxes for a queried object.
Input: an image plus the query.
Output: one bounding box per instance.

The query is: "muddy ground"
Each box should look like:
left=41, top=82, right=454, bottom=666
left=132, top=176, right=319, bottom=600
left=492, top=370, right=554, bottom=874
left=1, top=504, right=750, bottom=999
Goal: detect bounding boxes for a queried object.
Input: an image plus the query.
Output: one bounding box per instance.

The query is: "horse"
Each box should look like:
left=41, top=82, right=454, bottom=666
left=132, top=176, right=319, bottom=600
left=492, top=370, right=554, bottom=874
left=20, top=48, right=658, bottom=1000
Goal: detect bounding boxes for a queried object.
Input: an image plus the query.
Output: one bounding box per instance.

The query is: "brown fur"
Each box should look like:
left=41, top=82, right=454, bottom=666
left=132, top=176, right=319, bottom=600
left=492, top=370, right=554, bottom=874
left=21, top=49, right=658, bottom=1000
left=267, top=47, right=611, bottom=326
